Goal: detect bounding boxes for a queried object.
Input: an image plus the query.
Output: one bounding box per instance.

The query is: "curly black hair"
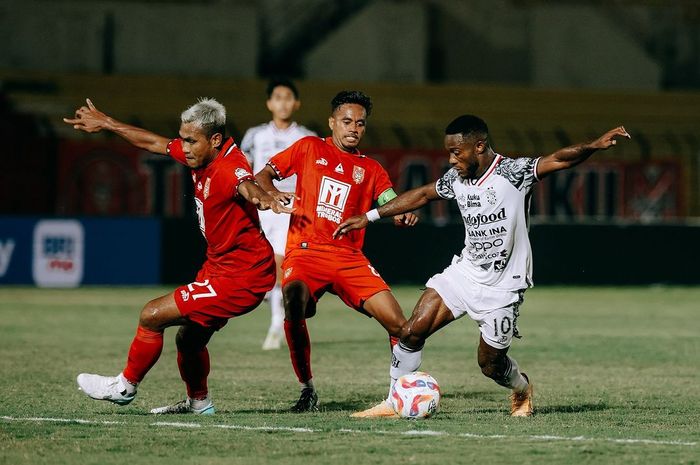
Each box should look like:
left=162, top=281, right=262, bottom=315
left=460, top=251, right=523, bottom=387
left=330, top=90, right=372, bottom=116
left=445, top=114, right=488, bottom=140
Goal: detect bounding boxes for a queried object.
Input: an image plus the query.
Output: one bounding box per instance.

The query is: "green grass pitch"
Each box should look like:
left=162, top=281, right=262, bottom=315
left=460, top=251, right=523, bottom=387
left=1, top=285, right=698, bottom=464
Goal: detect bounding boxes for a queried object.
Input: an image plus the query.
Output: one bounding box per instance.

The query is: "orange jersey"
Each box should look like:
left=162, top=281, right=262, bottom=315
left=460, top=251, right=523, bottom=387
left=268, top=137, right=393, bottom=253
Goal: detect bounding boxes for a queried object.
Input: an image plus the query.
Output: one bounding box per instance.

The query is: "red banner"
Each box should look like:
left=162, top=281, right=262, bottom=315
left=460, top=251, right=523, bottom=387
left=52, top=141, right=684, bottom=222
left=370, top=148, right=684, bottom=223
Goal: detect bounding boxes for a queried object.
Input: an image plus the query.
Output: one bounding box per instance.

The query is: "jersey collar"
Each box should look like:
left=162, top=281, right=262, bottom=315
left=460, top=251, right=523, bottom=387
left=324, top=137, right=365, bottom=157
left=472, top=154, right=502, bottom=186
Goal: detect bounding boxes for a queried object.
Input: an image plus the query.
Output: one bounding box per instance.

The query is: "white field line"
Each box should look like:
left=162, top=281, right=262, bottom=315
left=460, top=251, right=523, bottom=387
left=2, top=416, right=696, bottom=447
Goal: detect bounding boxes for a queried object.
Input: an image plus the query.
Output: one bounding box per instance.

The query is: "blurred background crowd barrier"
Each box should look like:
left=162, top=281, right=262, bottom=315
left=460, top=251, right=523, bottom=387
left=1, top=0, right=699, bottom=286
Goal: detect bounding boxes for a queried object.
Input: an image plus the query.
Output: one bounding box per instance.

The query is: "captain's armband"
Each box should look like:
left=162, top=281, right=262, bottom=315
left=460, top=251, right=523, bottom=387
left=377, top=188, right=397, bottom=206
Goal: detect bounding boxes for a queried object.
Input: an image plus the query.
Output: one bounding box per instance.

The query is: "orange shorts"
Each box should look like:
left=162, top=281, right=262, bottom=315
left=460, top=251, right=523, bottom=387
left=174, top=267, right=272, bottom=330
left=281, top=247, right=389, bottom=312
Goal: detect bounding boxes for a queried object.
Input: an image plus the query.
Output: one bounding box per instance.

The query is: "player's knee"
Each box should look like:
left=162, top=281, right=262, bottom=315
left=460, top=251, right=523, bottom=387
left=283, top=281, right=310, bottom=320
left=138, top=300, right=161, bottom=330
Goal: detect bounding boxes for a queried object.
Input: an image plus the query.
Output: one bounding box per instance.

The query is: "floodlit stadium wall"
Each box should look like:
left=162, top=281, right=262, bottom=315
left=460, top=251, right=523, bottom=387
left=0, top=217, right=160, bottom=287
left=1, top=217, right=698, bottom=286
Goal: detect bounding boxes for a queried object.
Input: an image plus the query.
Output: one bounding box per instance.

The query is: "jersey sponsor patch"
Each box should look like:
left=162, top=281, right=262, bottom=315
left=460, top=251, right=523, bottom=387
left=352, top=166, right=365, bottom=184
left=203, top=177, right=211, bottom=199
left=317, top=176, right=351, bottom=224
left=234, top=168, right=252, bottom=180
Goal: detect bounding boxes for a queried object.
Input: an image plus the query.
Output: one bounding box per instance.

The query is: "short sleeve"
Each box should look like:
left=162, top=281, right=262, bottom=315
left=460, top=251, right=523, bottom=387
left=495, top=157, right=540, bottom=192
left=372, top=163, right=394, bottom=201
left=435, top=168, right=458, bottom=199
left=268, top=137, right=306, bottom=180
left=229, top=148, right=256, bottom=188
left=166, top=139, right=187, bottom=165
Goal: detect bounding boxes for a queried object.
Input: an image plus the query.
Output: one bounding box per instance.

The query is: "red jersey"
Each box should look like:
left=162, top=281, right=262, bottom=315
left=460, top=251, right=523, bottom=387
left=167, top=137, right=274, bottom=287
left=269, top=136, right=393, bottom=253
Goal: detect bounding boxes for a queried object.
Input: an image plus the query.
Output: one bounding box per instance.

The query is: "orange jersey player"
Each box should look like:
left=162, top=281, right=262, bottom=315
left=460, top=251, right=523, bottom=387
left=256, top=90, right=418, bottom=412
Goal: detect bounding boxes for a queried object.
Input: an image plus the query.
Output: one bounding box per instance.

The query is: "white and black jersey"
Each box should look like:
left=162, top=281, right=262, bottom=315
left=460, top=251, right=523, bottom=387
left=435, top=154, right=540, bottom=291
left=240, top=122, right=316, bottom=193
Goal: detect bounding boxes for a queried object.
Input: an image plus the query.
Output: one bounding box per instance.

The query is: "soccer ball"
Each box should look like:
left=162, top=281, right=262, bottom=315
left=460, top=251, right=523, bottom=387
left=390, top=371, right=441, bottom=419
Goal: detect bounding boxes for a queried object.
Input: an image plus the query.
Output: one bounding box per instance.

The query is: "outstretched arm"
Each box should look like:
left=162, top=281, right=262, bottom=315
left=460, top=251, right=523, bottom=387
left=63, top=99, right=170, bottom=155
left=237, top=180, right=294, bottom=214
left=536, top=126, right=630, bottom=179
left=333, top=183, right=440, bottom=238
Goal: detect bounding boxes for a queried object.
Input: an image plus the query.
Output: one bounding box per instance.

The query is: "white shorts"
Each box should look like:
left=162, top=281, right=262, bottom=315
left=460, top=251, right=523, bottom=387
left=259, top=209, right=291, bottom=256
left=426, top=262, right=525, bottom=350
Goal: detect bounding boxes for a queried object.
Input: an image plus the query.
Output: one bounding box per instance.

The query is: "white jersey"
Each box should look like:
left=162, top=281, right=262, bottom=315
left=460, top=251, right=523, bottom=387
left=240, top=121, right=315, bottom=192
left=435, top=154, right=540, bottom=291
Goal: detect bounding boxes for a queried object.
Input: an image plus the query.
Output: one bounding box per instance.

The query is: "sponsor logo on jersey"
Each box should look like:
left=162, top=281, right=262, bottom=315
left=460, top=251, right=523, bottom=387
left=468, top=225, right=507, bottom=237
left=352, top=166, right=365, bottom=184
left=234, top=168, right=251, bottom=180
left=316, top=176, right=351, bottom=224
left=203, top=177, right=211, bottom=199
left=316, top=158, right=328, bottom=166
left=467, top=194, right=481, bottom=207
left=463, top=207, right=507, bottom=229
left=180, top=290, right=190, bottom=302
left=334, top=163, right=344, bottom=174
left=494, top=260, right=506, bottom=272
left=284, top=267, right=293, bottom=279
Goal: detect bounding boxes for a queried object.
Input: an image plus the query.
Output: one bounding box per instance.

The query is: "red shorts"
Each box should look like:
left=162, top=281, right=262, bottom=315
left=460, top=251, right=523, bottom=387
left=174, top=266, right=273, bottom=330
left=281, top=247, right=389, bottom=312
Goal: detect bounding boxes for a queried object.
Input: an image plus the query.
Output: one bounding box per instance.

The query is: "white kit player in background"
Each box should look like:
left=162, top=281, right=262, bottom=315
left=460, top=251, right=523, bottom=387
left=335, top=115, right=630, bottom=418
left=241, top=79, right=316, bottom=350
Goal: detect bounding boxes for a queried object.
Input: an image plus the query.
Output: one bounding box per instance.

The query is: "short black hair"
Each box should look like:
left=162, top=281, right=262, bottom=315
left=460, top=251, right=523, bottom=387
left=331, top=90, right=372, bottom=117
left=445, top=114, right=489, bottom=141
left=266, top=78, right=299, bottom=99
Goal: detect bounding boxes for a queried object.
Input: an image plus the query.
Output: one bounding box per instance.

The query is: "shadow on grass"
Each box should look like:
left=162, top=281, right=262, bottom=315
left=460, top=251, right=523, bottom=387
left=535, top=403, right=610, bottom=414
left=442, top=391, right=498, bottom=400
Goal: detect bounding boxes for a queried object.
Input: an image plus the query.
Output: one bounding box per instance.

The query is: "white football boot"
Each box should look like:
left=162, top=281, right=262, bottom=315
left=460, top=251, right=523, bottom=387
left=76, top=373, right=136, bottom=406
left=150, top=397, right=215, bottom=415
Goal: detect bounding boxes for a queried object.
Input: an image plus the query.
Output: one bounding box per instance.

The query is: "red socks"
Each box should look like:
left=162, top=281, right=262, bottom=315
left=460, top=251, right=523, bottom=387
left=177, top=348, right=210, bottom=399
left=284, top=319, right=312, bottom=383
left=123, top=326, right=163, bottom=383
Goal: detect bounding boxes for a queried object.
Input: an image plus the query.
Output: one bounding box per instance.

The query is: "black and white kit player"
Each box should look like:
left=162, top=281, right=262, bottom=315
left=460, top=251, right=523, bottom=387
left=335, top=115, right=630, bottom=418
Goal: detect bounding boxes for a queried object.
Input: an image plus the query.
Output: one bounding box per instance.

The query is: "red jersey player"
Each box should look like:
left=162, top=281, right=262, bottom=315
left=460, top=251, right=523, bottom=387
left=256, top=90, right=418, bottom=412
left=63, top=98, right=293, bottom=414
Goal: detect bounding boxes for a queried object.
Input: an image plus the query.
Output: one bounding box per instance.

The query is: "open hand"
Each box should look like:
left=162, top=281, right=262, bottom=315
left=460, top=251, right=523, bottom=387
left=62, top=98, right=111, bottom=133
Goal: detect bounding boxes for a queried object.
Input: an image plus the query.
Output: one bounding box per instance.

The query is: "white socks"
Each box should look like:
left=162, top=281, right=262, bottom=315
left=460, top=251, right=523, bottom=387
left=502, top=356, right=529, bottom=392
left=270, top=285, right=284, bottom=333
left=301, top=379, right=314, bottom=391
left=387, top=342, right=423, bottom=401
left=118, top=373, right=137, bottom=395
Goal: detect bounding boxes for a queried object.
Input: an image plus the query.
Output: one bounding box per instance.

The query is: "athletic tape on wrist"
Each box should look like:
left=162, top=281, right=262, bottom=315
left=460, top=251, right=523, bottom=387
left=366, top=208, right=381, bottom=222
